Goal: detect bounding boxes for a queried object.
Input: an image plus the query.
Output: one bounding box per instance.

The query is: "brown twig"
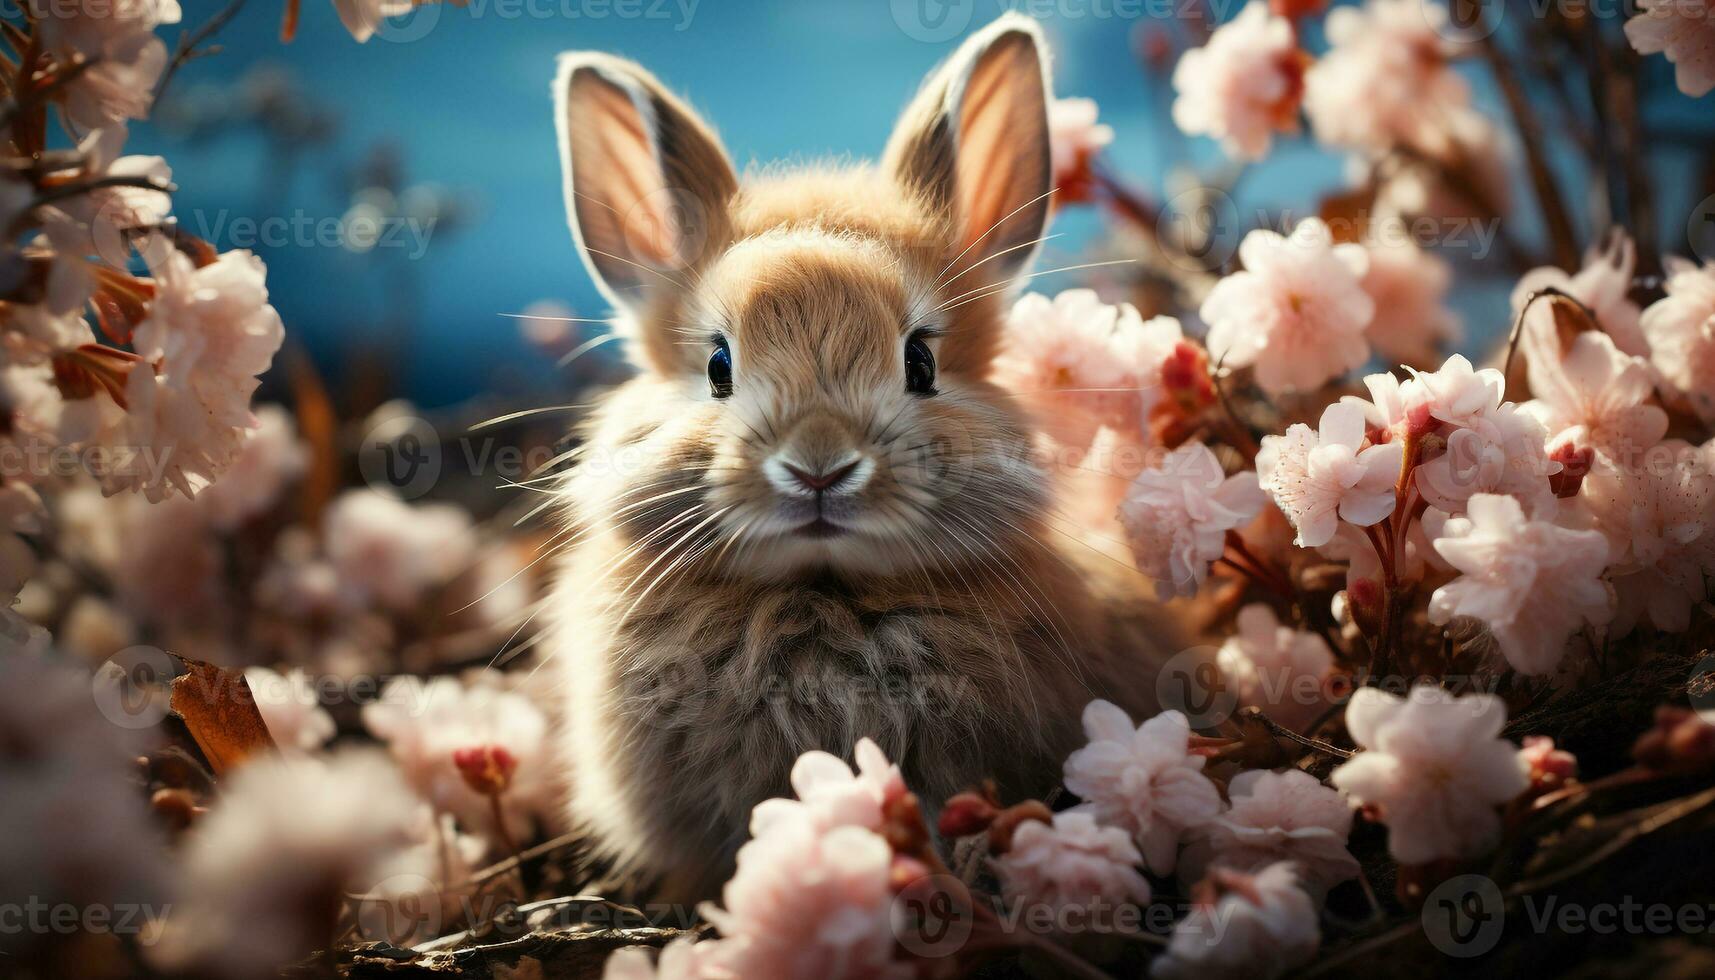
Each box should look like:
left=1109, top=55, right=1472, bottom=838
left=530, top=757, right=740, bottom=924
left=155, top=0, right=249, bottom=104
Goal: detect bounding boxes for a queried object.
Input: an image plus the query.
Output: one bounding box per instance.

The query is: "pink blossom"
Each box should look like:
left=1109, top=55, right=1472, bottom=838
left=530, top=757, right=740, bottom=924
left=1640, top=256, right=1715, bottom=426
left=603, top=938, right=710, bottom=980
left=1358, top=236, right=1460, bottom=367
left=1625, top=0, right=1715, bottom=98
left=1513, top=234, right=1647, bottom=366
left=1329, top=685, right=1529, bottom=864
left=994, top=811, right=1152, bottom=912
left=161, top=750, right=425, bottom=978
left=1119, top=441, right=1265, bottom=598
left=994, top=290, right=1186, bottom=449
left=1405, top=353, right=1506, bottom=431
left=750, top=737, right=905, bottom=837
left=1519, top=736, right=1577, bottom=793
left=29, top=1, right=181, bottom=129
left=1520, top=331, right=1667, bottom=462
left=1216, top=604, right=1335, bottom=732
left=332, top=0, right=417, bottom=43
left=1047, top=97, right=1114, bottom=196
left=1186, top=769, right=1359, bottom=895
left=245, top=667, right=336, bottom=755
left=102, top=247, right=285, bottom=500
left=323, top=489, right=477, bottom=610
left=1152, top=863, right=1320, bottom=980
left=1257, top=402, right=1403, bottom=548
left=196, top=406, right=308, bottom=530
left=1170, top=3, right=1305, bottom=160
left=1063, top=702, right=1223, bottom=875
left=1415, top=402, right=1557, bottom=518
left=1579, top=445, right=1715, bottom=636
left=359, top=805, right=489, bottom=947
left=1429, top=494, right=1613, bottom=674
left=700, top=810, right=906, bottom=980
left=362, top=675, right=552, bottom=848
left=1303, top=0, right=1471, bottom=156
left=1201, top=218, right=1374, bottom=396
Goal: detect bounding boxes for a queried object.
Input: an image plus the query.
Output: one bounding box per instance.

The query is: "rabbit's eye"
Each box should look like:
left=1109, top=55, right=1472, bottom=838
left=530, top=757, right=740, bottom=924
left=905, top=333, right=936, bottom=396
left=708, top=338, right=733, bottom=399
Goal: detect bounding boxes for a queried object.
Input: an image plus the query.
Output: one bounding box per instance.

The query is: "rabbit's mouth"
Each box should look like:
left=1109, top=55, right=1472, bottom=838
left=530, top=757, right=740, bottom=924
left=794, top=517, right=849, bottom=540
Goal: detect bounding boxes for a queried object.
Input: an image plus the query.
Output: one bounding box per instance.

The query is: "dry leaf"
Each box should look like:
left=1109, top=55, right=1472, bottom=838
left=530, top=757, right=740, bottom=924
left=169, top=657, right=277, bottom=775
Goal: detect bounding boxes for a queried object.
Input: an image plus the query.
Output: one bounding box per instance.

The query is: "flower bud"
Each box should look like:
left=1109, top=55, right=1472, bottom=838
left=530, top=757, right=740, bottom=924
left=937, top=790, right=999, bottom=839
left=987, top=800, right=1053, bottom=854
left=1633, top=706, right=1715, bottom=776
left=452, top=744, right=517, bottom=796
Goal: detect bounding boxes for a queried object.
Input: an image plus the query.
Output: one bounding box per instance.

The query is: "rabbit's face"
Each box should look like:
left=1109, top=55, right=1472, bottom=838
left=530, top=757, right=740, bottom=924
left=664, top=225, right=1040, bottom=576
left=556, top=16, right=1055, bottom=577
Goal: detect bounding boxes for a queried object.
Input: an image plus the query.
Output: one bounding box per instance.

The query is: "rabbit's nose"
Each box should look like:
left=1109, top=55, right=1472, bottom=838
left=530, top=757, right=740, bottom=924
left=767, top=453, right=872, bottom=496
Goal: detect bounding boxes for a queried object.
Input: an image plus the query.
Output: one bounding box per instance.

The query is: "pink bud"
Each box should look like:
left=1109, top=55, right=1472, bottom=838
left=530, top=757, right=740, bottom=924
left=1548, top=442, right=1593, bottom=499
left=1519, top=735, right=1577, bottom=795
left=938, top=791, right=999, bottom=839
left=452, top=745, right=517, bottom=797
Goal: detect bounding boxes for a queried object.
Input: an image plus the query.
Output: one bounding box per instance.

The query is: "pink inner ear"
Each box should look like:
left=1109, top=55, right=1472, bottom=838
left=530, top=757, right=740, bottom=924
left=570, top=75, right=677, bottom=273
left=949, top=33, right=1049, bottom=278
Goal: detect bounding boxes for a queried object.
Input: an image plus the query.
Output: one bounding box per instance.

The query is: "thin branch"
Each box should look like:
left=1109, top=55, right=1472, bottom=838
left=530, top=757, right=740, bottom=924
left=154, top=0, right=248, bottom=104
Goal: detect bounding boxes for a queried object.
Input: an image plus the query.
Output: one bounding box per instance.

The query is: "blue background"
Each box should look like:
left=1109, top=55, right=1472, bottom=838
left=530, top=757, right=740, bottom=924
left=132, top=0, right=1712, bottom=407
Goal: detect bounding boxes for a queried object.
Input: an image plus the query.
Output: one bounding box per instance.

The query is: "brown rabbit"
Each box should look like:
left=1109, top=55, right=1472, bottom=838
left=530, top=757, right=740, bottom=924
left=547, top=13, right=1182, bottom=900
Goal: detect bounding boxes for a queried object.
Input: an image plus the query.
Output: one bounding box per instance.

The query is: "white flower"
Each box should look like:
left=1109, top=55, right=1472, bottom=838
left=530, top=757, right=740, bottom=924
left=700, top=807, right=906, bottom=980
left=1625, top=0, right=1715, bottom=98
left=1579, top=445, right=1715, bottom=636
left=749, top=737, right=904, bottom=837
left=1201, top=218, right=1374, bottom=396
left=245, top=666, right=336, bottom=754
left=1640, top=256, right=1715, bottom=426
left=1358, top=235, right=1460, bottom=367
left=1330, top=685, right=1529, bottom=864
left=1257, top=402, right=1402, bottom=548
left=1215, top=604, right=1334, bottom=732
left=1415, top=402, right=1557, bottom=518
left=29, top=0, right=181, bottom=129
left=362, top=675, right=552, bottom=847
left=1429, top=493, right=1613, bottom=675
left=160, top=750, right=425, bottom=978
left=332, top=0, right=416, bottom=43
left=196, top=405, right=307, bottom=530
left=1151, top=863, right=1320, bottom=980
left=1512, top=233, right=1647, bottom=366
left=1303, top=0, right=1471, bottom=156
left=1192, top=770, right=1359, bottom=895
left=1119, top=441, right=1265, bottom=598
left=994, top=811, right=1152, bottom=913
left=102, top=247, right=285, bottom=500
left=1063, top=702, right=1222, bottom=875
left=603, top=938, right=710, bottom=980
left=323, top=489, right=477, bottom=610
left=1405, top=353, right=1505, bottom=431
left=1047, top=97, right=1114, bottom=189
left=1170, top=3, right=1305, bottom=160
left=993, top=290, right=1186, bottom=449
left=1520, top=330, right=1667, bottom=471
left=1, top=656, right=173, bottom=933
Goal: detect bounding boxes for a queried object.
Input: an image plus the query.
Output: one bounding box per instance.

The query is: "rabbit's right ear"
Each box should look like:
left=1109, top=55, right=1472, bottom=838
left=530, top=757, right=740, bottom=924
left=554, top=53, right=737, bottom=314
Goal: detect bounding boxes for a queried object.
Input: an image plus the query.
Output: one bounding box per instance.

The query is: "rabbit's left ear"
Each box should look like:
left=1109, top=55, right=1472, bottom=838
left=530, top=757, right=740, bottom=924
left=553, top=52, right=737, bottom=315
left=884, top=14, right=1053, bottom=289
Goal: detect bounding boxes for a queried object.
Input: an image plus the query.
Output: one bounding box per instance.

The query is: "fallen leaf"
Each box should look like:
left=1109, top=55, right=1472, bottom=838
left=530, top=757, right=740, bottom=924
left=169, top=657, right=276, bottom=774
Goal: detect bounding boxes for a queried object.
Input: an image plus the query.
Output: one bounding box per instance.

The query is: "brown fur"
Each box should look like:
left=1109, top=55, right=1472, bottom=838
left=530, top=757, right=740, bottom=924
left=547, top=15, right=1182, bottom=901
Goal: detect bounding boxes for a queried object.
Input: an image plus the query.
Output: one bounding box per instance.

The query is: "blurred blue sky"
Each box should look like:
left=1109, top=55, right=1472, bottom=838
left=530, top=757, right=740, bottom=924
left=132, top=0, right=1710, bottom=407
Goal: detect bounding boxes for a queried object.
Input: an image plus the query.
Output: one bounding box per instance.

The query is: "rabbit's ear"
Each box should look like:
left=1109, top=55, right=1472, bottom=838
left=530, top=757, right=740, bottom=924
left=554, top=53, right=736, bottom=312
left=884, top=14, right=1053, bottom=288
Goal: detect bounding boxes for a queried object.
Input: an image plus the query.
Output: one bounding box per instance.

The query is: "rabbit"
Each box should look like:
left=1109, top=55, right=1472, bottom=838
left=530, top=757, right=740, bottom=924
left=545, top=13, right=1185, bottom=902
